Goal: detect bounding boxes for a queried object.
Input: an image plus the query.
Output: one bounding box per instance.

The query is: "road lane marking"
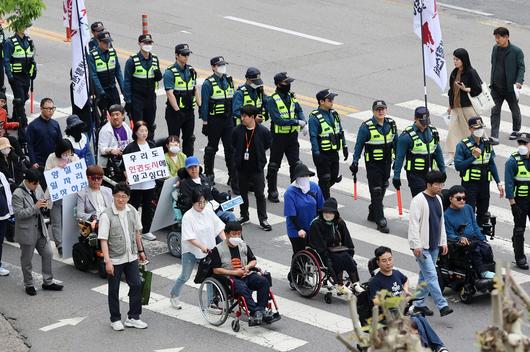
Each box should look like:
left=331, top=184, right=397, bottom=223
left=437, top=3, right=493, bottom=17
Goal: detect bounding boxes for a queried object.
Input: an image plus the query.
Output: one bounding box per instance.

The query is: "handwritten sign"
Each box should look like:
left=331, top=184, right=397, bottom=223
left=44, top=159, right=88, bottom=202
left=123, top=147, right=169, bottom=185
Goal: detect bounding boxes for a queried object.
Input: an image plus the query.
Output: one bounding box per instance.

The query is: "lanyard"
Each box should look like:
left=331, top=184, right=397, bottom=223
left=245, top=128, right=256, bottom=153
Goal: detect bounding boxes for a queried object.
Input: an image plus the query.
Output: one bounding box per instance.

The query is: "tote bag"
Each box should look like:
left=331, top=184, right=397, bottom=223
left=468, top=72, right=494, bottom=115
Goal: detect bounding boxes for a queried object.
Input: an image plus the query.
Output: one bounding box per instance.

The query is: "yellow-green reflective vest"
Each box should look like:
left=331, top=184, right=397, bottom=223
left=271, top=92, right=300, bottom=134
left=131, top=54, right=159, bottom=91
left=363, top=118, right=396, bottom=162
left=312, top=109, right=343, bottom=151
left=461, top=137, right=493, bottom=182
left=207, top=75, right=234, bottom=117
left=169, top=65, right=197, bottom=110
left=9, top=36, right=35, bottom=75
left=512, top=152, right=530, bottom=197
left=90, top=48, right=117, bottom=87
left=234, top=85, right=266, bottom=125
left=404, top=125, right=439, bottom=172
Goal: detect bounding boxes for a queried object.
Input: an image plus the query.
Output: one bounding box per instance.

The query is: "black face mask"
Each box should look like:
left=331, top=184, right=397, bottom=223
left=278, top=84, right=291, bottom=94
left=418, top=118, right=430, bottom=127
left=69, top=126, right=83, bottom=142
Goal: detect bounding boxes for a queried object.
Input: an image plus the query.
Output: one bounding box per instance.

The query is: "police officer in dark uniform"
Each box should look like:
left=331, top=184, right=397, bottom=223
left=392, top=107, right=445, bottom=197
left=89, top=21, right=105, bottom=51
left=350, top=100, right=397, bottom=233
left=87, top=31, right=124, bottom=117
left=233, top=67, right=267, bottom=126
left=164, top=44, right=198, bottom=157
left=123, top=34, right=162, bottom=139
left=265, top=72, right=306, bottom=203
left=454, top=116, right=504, bottom=226
left=201, top=56, right=235, bottom=184
left=308, top=89, right=347, bottom=200
left=505, top=132, right=530, bottom=270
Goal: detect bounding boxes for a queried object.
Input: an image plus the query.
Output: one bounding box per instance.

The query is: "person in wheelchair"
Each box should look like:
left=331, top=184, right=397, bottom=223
left=444, top=185, right=495, bottom=279
left=76, top=165, right=113, bottom=230
left=368, top=246, right=449, bottom=352
left=177, top=156, right=237, bottom=223
left=307, top=197, right=364, bottom=295
left=210, top=221, right=276, bottom=326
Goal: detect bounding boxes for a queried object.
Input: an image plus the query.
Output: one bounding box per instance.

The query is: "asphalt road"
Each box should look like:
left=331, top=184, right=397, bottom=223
left=1, top=0, right=530, bottom=351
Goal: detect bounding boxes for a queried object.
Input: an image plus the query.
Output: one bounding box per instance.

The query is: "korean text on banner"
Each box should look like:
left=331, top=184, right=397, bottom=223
left=413, top=0, right=447, bottom=91
left=123, top=147, right=169, bottom=185
left=44, top=159, right=89, bottom=202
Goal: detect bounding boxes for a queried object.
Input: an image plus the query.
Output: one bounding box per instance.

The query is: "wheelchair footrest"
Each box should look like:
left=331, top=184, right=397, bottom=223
left=264, top=312, right=281, bottom=324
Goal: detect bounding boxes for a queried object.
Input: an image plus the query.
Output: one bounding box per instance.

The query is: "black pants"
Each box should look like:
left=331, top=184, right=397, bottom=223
left=513, top=198, right=530, bottom=261
left=313, top=151, right=340, bottom=199
left=108, top=259, right=142, bottom=322
left=366, top=162, right=391, bottom=222
left=326, top=252, right=359, bottom=285
left=406, top=172, right=427, bottom=197
left=9, top=74, right=31, bottom=145
left=129, top=188, right=155, bottom=233
left=289, top=236, right=306, bottom=256
left=238, top=169, right=267, bottom=222
left=490, top=87, right=521, bottom=138
left=204, top=116, right=233, bottom=177
left=131, top=92, right=157, bottom=137
left=0, top=58, right=4, bottom=91
left=165, top=107, right=195, bottom=156
left=462, top=180, right=490, bottom=225
left=266, top=133, right=300, bottom=194
left=97, top=87, right=121, bottom=116
left=470, top=240, right=494, bottom=274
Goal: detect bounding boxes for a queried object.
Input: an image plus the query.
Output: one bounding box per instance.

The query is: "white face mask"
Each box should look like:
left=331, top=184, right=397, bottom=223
left=216, top=65, right=227, bottom=75
left=473, top=128, right=484, bottom=138
left=142, top=44, right=153, bottom=53
left=1, top=148, right=10, bottom=156
left=323, top=213, right=335, bottom=222
left=296, top=176, right=310, bottom=194
left=249, top=83, right=262, bottom=90
left=518, top=145, right=529, bottom=156
left=228, top=237, right=243, bottom=246
left=169, top=146, right=180, bottom=154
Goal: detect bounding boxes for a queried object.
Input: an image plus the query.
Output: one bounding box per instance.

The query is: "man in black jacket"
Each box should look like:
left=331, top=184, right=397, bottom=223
left=232, top=105, right=272, bottom=231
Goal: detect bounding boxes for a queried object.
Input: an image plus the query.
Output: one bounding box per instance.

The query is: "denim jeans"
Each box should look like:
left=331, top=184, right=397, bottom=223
left=232, top=273, right=270, bottom=315
left=215, top=209, right=237, bottom=223
left=170, top=252, right=197, bottom=298
left=411, top=315, right=445, bottom=350
left=414, top=248, right=448, bottom=310
left=108, top=259, right=142, bottom=322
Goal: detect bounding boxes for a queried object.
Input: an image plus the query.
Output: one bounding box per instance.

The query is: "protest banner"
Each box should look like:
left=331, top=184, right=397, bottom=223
left=123, top=147, right=169, bottom=185
left=44, top=159, right=88, bottom=202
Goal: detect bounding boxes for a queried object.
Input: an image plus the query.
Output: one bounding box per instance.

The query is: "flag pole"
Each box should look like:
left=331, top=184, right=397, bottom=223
left=419, top=0, right=428, bottom=108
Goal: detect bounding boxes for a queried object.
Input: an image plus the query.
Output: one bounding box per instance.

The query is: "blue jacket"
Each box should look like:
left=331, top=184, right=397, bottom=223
left=454, top=136, right=500, bottom=183
left=444, top=204, right=486, bottom=242
left=393, top=124, right=445, bottom=179
left=26, top=116, right=63, bottom=166
left=308, top=107, right=346, bottom=155
left=352, top=116, right=397, bottom=164
left=3, top=34, right=36, bottom=80
left=87, top=46, right=124, bottom=95
left=123, top=52, right=162, bottom=103
left=505, top=153, right=530, bottom=199
left=200, top=74, right=232, bottom=122
left=284, top=182, right=324, bottom=238
left=266, top=90, right=305, bottom=128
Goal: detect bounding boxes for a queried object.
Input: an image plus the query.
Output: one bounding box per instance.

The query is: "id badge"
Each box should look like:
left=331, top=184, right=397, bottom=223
left=244, top=152, right=250, bottom=160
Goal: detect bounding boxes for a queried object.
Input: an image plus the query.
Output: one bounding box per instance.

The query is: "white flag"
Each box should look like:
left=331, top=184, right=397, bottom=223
left=413, top=0, right=447, bottom=91
left=70, top=0, right=90, bottom=109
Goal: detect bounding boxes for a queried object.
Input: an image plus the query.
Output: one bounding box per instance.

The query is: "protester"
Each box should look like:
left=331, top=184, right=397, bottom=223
left=0, top=170, right=13, bottom=276
left=408, top=171, right=452, bottom=317
left=0, top=137, right=26, bottom=191
left=64, top=114, right=95, bottom=166
left=164, top=135, right=187, bottom=178
left=170, top=189, right=226, bottom=309
left=76, top=165, right=113, bottom=228
left=98, top=182, right=147, bottom=331
left=122, top=121, right=156, bottom=241
left=12, top=169, right=63, bottom=296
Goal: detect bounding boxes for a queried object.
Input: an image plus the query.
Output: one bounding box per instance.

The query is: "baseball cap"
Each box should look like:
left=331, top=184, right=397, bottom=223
left=245, top=67, right=263, bottom=86
left=414, top=106, right=430, bottom=119
left=97, top=31, right=113, bottom=43
left=516, top=132, right=530, bottom=143
left=468, top=116, right=485, bottom=128
left=175, top=44, right=192, bottom=55
left=274, top=72, right=295, bottom=85
left=210, top=56, right=227, bottom=66
left=316, top=89, right=338, bottom=102
left=138, top=34, right=153, bottom=43
left=91, top=21, right=104, bottom=32
left=185, top=156, right=200, bottom=168
left=372, top=100, right=387, bottom=110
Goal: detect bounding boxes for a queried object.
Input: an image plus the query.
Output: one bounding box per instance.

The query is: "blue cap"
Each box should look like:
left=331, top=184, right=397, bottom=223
left=185, top=156, right=200, bottom=168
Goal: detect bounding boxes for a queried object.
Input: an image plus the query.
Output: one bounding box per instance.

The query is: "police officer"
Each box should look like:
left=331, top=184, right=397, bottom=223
left=89, top=21, right=105, bottom=51
left=201, top=56, right=235, bottom=184
left=3, top=25, right=36, bottom=147
left=123, top=34, right=161, bottom=139
left=392, top=106, right=445, bottom=197
left=88, top=31, right=124, bottom=116
left=233, top=67, right=267, bottom=126
left=265, top=72, right=306, bottom=203
left=308, top=89, right=347, bottom=200
left=0, top=22, right=5, bottom=92
left=164, top=44, right=198, bottom=157
left=505, top=132, right=530, bottom=270
left=350, top=100, right=397, bottom=233
left=454, top=116, right=504, bottom=226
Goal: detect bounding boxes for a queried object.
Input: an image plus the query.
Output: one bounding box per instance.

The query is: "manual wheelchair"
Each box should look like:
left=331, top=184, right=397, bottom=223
left=198, top=271, right=281, bottom=332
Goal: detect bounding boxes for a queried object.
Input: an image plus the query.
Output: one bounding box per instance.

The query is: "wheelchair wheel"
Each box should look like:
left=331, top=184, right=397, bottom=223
left=167, top=231, right=182, bottom=258
left=199, top=277, right=230, bottom=326
left=231, top=319, right=240, bottom=332
left=290, top=250, right=323, bottom=298
left=459, top=286, right=474, bottom=304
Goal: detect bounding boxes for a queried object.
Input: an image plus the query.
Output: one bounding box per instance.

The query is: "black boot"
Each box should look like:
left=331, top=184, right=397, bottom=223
left=266, top=173, right=279, bottom=203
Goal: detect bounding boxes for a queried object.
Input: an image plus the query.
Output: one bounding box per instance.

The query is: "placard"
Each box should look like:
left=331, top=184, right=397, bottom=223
left=44, top=159, right=88, bottom=202
left=220, top=196, right=244, bottom=212
left=123, top=147, right=169, bottom=185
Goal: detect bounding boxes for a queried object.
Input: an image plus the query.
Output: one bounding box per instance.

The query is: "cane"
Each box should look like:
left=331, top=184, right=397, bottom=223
left=396, top=189, right=403, bottom=215
left=29, top=79, right=34, bottom=114
left=353, top=175, right=358, bottom=200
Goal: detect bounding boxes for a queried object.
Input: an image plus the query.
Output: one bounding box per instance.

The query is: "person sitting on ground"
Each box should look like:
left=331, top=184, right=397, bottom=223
left=211, top=221, right=278, bottom=326
left=368, top=246, right=449, bottom=352
left=0, top=121, right=24, bottom=160
left=76, top=165, right=113, bottom=230
left=444, top=185, right=495, bottom=279
left=177, top=156, right=236, bottom=223
left=307, top=197, right=364, bottom=295
left=164, top=135, right=187, bottom=178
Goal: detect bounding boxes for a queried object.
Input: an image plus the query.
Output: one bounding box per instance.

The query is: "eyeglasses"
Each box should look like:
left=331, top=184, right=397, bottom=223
left=88, top=176, right=103, bottom=181
left=114, top=194, right=129, bottom=199
left=454, top=196, right=466, bottom=201
left=42, top=107, right=56, bottom=111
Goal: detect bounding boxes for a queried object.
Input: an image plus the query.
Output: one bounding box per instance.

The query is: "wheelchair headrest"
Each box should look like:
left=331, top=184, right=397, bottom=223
left=368, top=257, right=379, bottom=277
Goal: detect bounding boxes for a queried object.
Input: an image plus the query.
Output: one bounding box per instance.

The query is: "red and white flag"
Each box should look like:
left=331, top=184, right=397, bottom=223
left=70, top=0, right=90, bottom=109
left=63, top=0, right=72, bottom=28
left=413, top=0, right=447, bottom=91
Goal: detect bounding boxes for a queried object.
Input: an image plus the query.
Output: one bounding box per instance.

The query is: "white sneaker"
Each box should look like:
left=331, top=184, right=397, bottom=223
left=0, top=267, right=9, bottom=276
left=141, top=232, right=156, bottom=241
left=110, top=320, right=124, bottom=331
left=352, top=282, right=365, bottom=294
left=124, top=318, right=148, bottom=329
left=170, top=296, right=182, bottom=310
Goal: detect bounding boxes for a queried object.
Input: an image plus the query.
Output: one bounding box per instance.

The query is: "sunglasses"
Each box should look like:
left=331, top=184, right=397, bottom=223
left=88, top=176, right=103, bottom=181
left=454, top=196, right=466, bottom=201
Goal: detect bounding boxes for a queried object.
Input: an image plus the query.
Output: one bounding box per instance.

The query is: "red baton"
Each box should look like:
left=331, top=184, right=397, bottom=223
left=353, top=175, right=358, bottom=200
left=397, top=189, right=403, bottom=215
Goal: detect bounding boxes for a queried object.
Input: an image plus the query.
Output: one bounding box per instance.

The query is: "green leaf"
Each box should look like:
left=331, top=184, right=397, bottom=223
left=0, top=0, right=46, bottom=33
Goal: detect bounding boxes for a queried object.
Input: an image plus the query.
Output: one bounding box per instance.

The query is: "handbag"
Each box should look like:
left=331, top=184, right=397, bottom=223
left=139, top=264, right=153, bottom=305
left=194, top=254, right=213, bottom=284
left=468, top=75, right=494, bottom=115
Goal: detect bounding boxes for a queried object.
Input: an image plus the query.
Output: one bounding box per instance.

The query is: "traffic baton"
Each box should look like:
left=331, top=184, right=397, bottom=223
left=353, top=175, right=358, bottom=200
left=396, top=189, right=403, bottom=215
left=142, top=14, right=149, bottom=35
left=29, top=79, right=34, bottom=114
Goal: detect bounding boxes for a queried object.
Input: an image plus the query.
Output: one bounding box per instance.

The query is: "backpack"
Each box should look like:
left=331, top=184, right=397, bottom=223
left=72, top=240, right=95, bottom=271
